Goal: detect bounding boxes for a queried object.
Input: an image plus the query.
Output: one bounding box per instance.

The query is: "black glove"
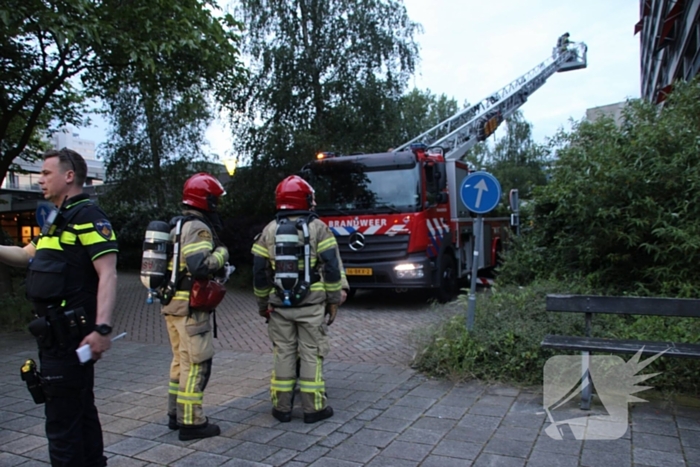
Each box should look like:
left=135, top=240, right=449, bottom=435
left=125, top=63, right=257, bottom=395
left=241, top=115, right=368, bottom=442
left=325, top=303, right=338, bottom=326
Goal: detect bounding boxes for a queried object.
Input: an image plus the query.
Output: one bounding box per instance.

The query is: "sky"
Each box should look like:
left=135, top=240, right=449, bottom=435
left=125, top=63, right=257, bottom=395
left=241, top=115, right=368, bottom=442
left=78, top=0, right=641, bottom=159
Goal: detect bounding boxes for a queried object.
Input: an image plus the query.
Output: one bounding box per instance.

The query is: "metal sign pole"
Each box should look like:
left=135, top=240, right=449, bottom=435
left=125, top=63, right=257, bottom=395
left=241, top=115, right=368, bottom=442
left=466, top=215, right=483, bottom=331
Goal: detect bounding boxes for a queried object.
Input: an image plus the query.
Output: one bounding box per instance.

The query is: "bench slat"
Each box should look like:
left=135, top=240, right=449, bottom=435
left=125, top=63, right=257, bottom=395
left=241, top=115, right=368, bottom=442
left=541, top=335, right=700, bottom=359
left=546, top=295, right=700, bottom=317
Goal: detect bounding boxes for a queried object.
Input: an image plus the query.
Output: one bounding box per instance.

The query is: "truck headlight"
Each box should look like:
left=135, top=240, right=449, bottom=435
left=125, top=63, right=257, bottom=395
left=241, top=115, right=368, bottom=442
left=394, top=263, right=424, bottom=279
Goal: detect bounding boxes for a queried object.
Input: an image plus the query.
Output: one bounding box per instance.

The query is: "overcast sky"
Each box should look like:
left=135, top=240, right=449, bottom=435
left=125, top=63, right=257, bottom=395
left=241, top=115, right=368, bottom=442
left=80, top=1, right=641, bottom=158
left=402, top=0, right=641, bottom=143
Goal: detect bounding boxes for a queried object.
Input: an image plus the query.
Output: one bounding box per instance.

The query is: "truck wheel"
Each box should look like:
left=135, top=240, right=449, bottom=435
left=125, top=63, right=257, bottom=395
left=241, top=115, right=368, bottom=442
left=436, top=254, right=458, bottom=303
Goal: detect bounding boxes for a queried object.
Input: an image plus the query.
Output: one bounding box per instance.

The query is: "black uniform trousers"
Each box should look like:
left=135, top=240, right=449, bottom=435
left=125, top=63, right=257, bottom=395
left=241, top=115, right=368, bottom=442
left=40, top=348, right=106, bottom=467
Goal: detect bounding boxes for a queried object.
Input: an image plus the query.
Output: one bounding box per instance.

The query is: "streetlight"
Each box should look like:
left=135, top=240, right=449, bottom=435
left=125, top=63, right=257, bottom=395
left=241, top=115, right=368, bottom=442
left=224, top=156, right=237, bottom=177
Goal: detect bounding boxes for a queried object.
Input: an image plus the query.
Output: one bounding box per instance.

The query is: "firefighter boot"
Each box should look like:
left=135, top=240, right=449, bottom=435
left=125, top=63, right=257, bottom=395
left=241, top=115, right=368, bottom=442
left=271, top=389, right=293, bottom=423
left=304, top=406, right=334, bottom=424
left=178, top=419, right=221, bottom=441
left=168, top=414, right=178, bottom=430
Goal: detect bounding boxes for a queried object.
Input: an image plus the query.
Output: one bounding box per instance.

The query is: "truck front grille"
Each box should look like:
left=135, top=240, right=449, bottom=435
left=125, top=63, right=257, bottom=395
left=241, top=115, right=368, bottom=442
left=337, top=234, right=409, bottom=263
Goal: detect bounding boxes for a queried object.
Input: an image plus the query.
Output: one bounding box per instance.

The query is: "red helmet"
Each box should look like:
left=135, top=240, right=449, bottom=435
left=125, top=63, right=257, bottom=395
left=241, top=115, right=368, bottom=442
left=182, top=173, right=226, bottom=212
left=276, top=175, right=314, bottom=210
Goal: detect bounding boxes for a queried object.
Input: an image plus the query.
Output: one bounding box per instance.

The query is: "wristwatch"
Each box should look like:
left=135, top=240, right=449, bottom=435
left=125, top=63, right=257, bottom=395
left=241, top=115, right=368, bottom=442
left=94, top=324, right=113, bottom=336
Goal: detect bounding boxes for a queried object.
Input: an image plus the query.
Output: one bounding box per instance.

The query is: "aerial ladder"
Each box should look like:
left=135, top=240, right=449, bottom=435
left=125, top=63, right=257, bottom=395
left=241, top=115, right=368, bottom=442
left=393, top=40, right=588, bottom=161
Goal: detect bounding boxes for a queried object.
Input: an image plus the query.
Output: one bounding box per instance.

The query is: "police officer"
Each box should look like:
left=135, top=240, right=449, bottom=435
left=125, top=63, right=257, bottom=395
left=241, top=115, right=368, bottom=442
left=0, top=148, right=118, bottom=467
left=162, top=172, right=229, bottom=441
left=252, top=175, right=348, bottom=424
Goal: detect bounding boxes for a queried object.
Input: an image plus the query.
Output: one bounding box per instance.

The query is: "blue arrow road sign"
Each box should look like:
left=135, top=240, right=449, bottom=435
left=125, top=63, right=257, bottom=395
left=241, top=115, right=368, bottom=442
left=459, top=171, right=502, bottom=214
left=36, top=202, right=54, bottom=228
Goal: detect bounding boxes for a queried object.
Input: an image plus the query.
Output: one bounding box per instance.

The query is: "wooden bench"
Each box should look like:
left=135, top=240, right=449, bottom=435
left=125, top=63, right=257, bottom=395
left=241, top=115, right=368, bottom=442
left=541, top=294, right=700, bottom=409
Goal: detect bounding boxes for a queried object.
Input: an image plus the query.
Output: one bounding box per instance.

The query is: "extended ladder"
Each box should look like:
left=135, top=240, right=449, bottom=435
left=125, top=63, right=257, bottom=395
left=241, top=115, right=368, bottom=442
left=393, top=42, right=588, bottom=160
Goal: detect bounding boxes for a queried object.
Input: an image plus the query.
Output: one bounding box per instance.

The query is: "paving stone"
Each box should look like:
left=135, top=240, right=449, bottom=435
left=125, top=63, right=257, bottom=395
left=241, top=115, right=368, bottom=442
left=410, top=416, right=456, bottom=433
left=326, top=441, right=379, bottom=463
left=365, top=415, right=413, bottom=433
left=134, top=443, right=193, bottom=464
left=235, top=426, right=285, bottom=443
left=684, top=446, right=700, bottom=465
left=262, top=447, right=297, bottom=466
left=220, top=459, right=274, bottom=467
left=469, top=403, right=511, bottom=417
left=308, top=422, right=341, bottom=437
left=424, top=404, right=467, bottom=420
left=632, top=447, right=686, bottom=467
left=317, top=432, right=349, bottom=448
left=224, top=441, right=280, bottom=462
left=170, top=451, right=229, bottom=467
left=501, top=413, right=545, bottom=429
left=633, top=432, right=682, bottom=452
left=494, top=425, right=539, bottom=443
left=189, top=435, right=243, bottom=454
left=103, top=454, right=149, bottom=466
left=354, top=408, right=382, bottom=421
left=526, top=450, right=578, bottom=467
left=472, top=453, right=526, bottom=467
left=679, top=428, right=700, bottom=449
left=293, top=446, right=330, bottom=463
left=458, top=414, right=503, bottom=430
left=483, top=436, right=534, bottom=458
left=444, top=425, right=496, bottom=444
left=432, top=439, right=483, bottom=460
left=420, top=455, right=468, bottom=467
left=306, top=458, right=362, bottom=467
left=580, top=447, right=632, bottom=467
left=392, top=396, right=436, bottom=410
left=106, top=438, right=159, bottom=457
left=378, top=440, right=432, bottom=461
left=395, top=427, right=444, bottom=446
left=379, top=405, right=425, bottom=421
left=268, top=432, right=321, bottom=451
left=0, top=434, right=46, bottom=455
left=365, top=455, right=419, bottom=467
left=531, top=436, right=582, bottom=456
left=0, top=452, right=27, bottom=467
left=346, top=428, right=396, bottom=448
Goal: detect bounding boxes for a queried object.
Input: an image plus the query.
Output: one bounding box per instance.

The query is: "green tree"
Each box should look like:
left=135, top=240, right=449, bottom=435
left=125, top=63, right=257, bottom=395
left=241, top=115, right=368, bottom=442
left=230, top=0, right=421, bottom=214
left=499, top=79, right=700, bottom=297
left=0, top=0, right=246, bottom=184
left=484, top=111, right=548, bottom=199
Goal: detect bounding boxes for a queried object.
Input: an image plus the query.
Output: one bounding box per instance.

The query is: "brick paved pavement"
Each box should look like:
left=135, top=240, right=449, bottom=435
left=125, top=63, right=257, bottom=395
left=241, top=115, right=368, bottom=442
left=114, top=272, right=456, bottom=365
left=1, top=273, right=699, bottom=466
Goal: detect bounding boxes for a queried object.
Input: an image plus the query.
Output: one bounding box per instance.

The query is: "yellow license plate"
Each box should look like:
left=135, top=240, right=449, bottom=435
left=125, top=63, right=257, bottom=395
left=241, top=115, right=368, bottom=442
left=346, top=268, right=372, bottom=276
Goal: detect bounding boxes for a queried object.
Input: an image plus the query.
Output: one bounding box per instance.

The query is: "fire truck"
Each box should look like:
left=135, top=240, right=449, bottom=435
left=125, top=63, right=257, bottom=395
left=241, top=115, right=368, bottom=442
left=302, top=40, right=588, bottom=301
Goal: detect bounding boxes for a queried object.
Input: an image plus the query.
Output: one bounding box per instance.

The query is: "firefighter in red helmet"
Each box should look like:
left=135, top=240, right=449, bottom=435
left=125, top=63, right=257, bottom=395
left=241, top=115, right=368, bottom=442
left=252, top=175, right=349, bottom=423
left=162, top=172, right=231, bottom=440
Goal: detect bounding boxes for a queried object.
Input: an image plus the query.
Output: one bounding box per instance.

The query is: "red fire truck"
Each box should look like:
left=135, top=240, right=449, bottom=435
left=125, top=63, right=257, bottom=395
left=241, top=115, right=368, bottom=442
left=302, top=41, right=588, bottom=301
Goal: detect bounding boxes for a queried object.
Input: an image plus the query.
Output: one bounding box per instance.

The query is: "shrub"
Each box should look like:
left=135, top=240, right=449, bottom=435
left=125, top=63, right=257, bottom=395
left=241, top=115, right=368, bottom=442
left=0, top=278, right=34, bottom=331
left=412, top=282, right=700, bottom=394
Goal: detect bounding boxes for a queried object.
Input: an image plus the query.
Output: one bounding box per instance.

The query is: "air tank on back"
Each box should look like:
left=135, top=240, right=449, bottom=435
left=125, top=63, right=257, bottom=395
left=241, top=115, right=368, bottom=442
left=140, top=220, right=171, bottom=292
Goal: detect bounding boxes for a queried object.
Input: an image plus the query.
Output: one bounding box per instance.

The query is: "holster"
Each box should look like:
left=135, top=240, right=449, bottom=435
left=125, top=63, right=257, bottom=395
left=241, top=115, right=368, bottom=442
left=28, top=306, right=88, bottom=351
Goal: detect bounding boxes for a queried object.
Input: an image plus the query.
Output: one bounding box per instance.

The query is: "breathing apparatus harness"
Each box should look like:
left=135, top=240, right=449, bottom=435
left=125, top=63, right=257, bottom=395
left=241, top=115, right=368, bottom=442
left=273, top=210, right=320, bottom=307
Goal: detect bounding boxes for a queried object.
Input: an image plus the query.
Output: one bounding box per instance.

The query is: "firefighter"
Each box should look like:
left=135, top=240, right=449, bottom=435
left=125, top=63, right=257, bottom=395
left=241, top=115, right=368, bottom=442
left=252, top=175, right=348, bottom=423
left=0, top=148, right=118, bottom=467
left=557, top=32, right=571, bottom=53
left=162, top=172, right=229, bottom=441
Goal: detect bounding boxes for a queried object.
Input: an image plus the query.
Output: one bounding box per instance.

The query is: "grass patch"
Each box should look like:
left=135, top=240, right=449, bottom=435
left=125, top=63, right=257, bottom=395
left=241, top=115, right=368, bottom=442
left=412, top=280, right=700, bottom=395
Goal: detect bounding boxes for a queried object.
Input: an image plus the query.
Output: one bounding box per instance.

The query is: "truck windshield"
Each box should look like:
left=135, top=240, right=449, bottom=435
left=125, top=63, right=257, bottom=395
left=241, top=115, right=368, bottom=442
left=308, top=160, right=421, bottom=214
